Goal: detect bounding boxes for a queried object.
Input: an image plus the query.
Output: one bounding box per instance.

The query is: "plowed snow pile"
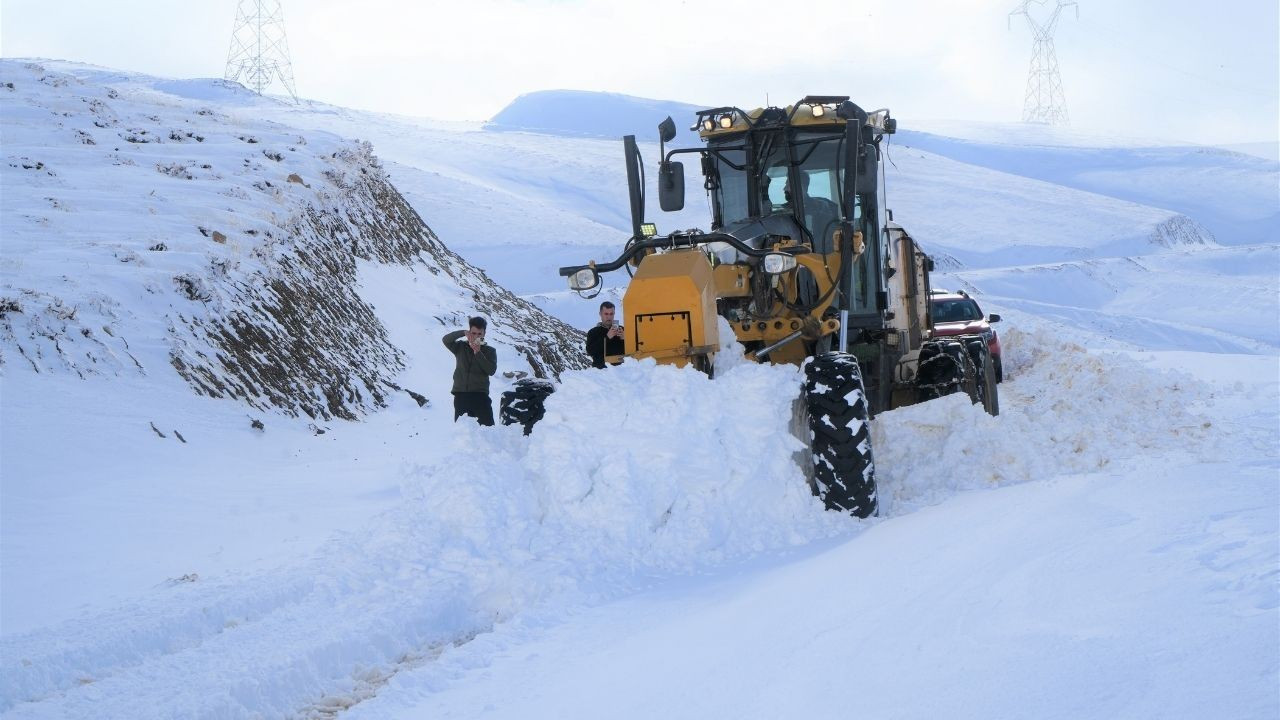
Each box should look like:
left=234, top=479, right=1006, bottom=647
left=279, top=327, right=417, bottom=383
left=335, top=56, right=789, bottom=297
left=0, top=326, right=1226, bottom=719
left=876, top=325, right=1213, bottom=514
left=419, top=359, right=845, bottom=565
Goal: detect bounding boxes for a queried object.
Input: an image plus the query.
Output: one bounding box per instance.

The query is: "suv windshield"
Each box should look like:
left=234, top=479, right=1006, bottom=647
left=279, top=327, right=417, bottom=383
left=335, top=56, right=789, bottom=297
left=932, top=298, right=983, bottom=323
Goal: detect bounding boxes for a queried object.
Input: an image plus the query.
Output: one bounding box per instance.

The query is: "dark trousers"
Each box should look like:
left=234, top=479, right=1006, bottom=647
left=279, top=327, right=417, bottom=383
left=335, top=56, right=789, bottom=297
left=452, top=392, right=494, bottom=426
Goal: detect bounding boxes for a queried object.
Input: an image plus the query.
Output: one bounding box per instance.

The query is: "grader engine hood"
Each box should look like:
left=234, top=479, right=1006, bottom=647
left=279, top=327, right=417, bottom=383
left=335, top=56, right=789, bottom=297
left=623, top=250, right=720, bottom=367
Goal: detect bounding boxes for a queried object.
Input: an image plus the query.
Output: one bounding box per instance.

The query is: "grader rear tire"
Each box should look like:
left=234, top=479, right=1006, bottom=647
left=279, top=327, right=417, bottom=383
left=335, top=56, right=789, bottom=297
left=803, top=352, right=878, bottom=518
left=917, top=339, right=979, bottom=404
left=499, top=378, right=555, bottom=435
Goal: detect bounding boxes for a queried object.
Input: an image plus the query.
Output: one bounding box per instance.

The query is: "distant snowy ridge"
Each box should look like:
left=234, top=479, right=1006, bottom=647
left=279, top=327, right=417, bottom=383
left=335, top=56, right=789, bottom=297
left=0, top=60, right=589, bottom=419
left=1147, top=214, right=1215, bottom=247
left=485, top=89, right=705, bottom=144
left=885, top=142, right=1220, bottom=272
left=894, top=126, right=1278, bottom=246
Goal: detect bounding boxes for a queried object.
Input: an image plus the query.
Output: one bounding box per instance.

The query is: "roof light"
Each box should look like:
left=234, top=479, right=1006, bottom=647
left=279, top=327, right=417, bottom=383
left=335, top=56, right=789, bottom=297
left=718, top=114, right=733, bottom=128
left=640, top=223, right=657, bottom=237
left=810, top=104, right=825, bottom=118
left=702, top=118, right=715, bottom=132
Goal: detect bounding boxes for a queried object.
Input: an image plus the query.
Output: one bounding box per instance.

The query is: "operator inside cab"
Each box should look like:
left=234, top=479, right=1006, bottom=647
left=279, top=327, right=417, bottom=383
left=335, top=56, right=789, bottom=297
left=764, top=163, right=841, bottom=254
left=795, top=171, right=840, bottom=253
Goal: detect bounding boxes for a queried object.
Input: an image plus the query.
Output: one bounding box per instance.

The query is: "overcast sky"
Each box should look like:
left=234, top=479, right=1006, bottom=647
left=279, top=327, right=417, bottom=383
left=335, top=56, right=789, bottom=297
left=3, top=0, right=1277, bottom=144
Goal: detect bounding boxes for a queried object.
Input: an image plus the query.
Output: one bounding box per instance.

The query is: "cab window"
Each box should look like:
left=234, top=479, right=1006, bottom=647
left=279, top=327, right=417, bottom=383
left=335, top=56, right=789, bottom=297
left=763, top=164, right=789, bottom=211
left=713, top=148, right=748, bottom=227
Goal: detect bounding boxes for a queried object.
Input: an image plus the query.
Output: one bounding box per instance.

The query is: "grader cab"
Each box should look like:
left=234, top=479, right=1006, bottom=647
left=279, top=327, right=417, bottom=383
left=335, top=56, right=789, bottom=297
left=502, top=96, right=999, bottom=518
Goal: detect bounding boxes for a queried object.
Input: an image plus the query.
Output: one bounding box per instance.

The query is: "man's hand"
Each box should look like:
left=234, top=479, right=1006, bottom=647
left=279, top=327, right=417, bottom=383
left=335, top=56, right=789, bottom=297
left=607, top=325, right=622, bottom=339
left=468, top=337, right=482, bottom=353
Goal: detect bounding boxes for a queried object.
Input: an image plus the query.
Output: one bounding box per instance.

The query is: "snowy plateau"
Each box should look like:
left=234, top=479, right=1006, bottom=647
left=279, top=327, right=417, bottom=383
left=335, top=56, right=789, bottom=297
left=0, top=60, right=1277, bottom=719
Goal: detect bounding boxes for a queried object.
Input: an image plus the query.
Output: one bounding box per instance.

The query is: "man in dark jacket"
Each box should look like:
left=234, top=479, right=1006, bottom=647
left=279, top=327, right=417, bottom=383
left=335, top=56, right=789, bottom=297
left=585, top=301, right=625, bottom=369
left=442, top=316, right=497, bottom=425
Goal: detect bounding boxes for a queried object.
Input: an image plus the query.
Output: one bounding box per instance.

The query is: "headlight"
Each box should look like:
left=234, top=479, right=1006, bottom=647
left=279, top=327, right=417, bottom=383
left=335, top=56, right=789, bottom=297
left=568, top=268, right=599, bottom=291
left=762, top=253, right=797, bottom=274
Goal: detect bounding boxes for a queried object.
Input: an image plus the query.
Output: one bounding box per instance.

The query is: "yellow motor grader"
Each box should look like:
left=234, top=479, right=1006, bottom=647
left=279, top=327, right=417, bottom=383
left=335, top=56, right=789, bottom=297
left=501, top=96, right=999, bottom=518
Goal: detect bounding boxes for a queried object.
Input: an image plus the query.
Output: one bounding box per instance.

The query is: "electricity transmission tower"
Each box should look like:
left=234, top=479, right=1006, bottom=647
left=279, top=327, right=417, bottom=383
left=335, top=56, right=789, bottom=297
left=1009, top=0, right=1077, bottom=125
left=225, top=0, right=299, bottom=102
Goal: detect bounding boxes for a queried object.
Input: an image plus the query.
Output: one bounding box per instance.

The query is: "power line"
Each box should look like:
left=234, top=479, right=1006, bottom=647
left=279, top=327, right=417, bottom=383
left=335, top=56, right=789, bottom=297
left=1009, top=0, right=1078, bottom=126
left=225, top=0, right=299, bottom=103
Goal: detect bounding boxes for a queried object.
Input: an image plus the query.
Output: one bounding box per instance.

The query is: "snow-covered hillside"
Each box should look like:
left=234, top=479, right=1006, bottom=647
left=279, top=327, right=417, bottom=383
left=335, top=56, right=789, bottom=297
left=898, top=121, right=1280, bottom=246
left=1, top=62, right=1276, bottom=719
left=39, top=67, right=1263, bottom=332
left=0, top=60, right=588, bottom=421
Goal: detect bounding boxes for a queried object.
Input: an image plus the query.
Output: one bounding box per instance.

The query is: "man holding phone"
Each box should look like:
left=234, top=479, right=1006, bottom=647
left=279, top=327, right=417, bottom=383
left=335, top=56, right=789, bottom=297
left=585, top=301, right=625, bottom=369
left=442, top=316, right=497, bottom=425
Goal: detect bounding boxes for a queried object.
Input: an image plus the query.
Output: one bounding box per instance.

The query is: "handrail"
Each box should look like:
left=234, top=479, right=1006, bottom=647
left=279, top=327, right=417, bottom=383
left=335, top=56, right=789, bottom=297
left=558, top=231, right=808, bottom=277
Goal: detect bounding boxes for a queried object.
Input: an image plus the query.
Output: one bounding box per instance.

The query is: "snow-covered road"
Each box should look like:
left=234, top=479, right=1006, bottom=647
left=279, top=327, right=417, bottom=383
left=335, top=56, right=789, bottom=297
left=351, top=462, right=1277, bottom=720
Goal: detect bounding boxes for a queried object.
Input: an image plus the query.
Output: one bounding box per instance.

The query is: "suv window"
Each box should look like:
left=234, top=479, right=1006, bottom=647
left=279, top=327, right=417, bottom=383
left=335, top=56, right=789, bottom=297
left=931, top=298, right=983, bottom=323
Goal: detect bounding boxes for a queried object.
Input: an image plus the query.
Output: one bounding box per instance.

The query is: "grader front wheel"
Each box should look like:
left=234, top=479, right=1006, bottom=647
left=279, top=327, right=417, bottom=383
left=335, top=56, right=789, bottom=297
left=802, top=352, right=878, bottom=518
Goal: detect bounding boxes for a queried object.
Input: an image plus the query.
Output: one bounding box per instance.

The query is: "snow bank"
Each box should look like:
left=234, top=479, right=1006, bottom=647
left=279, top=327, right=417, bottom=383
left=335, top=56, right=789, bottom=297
left=876, top=325, right=1214, bottom=514
left=423, top=359, right=847, bottom=567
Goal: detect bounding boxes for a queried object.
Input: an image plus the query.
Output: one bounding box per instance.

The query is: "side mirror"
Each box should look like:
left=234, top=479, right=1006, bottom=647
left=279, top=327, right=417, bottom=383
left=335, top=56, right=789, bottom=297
left=988, top=314, right=1002, bottom=323
left=659, top=161, right=685, bottom=212
left=658, top=116, right=677, bottom=144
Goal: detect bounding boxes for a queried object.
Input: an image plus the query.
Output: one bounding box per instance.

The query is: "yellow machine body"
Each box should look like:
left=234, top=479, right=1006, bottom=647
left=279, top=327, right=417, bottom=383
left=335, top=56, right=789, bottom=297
left=621, top=250, right=719, bottom=367
left=618, top=231, right=860, bottom=369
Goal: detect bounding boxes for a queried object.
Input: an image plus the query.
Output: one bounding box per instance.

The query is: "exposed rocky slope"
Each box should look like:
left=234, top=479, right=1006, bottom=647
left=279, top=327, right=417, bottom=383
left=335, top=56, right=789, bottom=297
left=0, top=61, right=587, bottom=420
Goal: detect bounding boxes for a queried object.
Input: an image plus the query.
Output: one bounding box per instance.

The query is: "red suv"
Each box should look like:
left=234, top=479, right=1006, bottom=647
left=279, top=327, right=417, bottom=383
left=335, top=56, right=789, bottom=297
left=929, top=290, right=1003, bottom=382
